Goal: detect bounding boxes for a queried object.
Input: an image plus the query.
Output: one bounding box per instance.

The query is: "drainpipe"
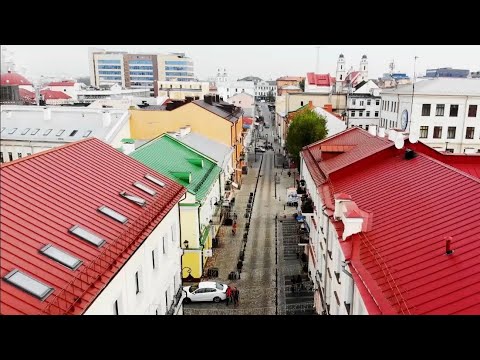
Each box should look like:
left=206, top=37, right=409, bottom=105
left=322, top=206, right=330, bottom=315
left=460, top=96, right=470, bottom=153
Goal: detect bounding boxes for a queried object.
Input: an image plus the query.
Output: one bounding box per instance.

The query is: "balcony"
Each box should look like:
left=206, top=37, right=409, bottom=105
left=165, top=286, right=185, bottom=315
left=300, top=195, right=315, bottom=216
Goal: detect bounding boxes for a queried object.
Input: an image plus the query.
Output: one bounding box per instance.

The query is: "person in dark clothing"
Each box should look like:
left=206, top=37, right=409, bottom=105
left=237, top=260, right=243, bottom=273
left=233, top=287, right=239, bottom=307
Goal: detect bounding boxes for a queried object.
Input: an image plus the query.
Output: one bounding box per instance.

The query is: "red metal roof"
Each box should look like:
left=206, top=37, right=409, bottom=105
left=408, top=141, right=480, bottom=179
left=40, top=89, right=71, bottom=100
left=1, top=71, right=32, bottom=86
left=307, top=72, right=334, bottom=87
left=19, top=88, right=35, bottom=99
left=0, top=138, right=186, bottom=315
left=302, top=127, right=480, bottom=314
left=47, top=81, right=75, bottom=87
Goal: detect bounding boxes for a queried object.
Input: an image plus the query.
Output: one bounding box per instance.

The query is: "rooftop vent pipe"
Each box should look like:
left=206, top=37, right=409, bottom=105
left=445, top=236, right=454, bottom=255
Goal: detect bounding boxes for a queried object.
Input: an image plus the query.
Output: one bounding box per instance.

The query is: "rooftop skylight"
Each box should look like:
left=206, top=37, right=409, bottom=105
left=70, top=130, right=78, bottom=137
left=8, top=128, right=17, bottom=134
left=83, top=130, right=92, bottom=137
left=145, top=174, right=165, bottom=187
left=43, top=129, right=52, bottom=136
left=69, top=225, right=106, bottom=247
left=1, top=127, right=5, bottom=133
left=56, top=130, right=65, bottom=136
left=120, top=191, right=147, bottom=206
left=134, top=181, right=156, bottom=196
left=21, top=128, right=31, bottom=135
left=40, top=244, right=83, bottom=270
left=3, top=269, right=54, bottom=300
left=31, top=128, right=40, bottom=135
left=98, top=206, right=128, bottom=224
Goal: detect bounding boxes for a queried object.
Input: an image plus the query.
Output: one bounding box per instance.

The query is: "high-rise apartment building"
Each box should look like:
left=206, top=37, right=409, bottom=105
left=88, top=48, right=194, bottom=96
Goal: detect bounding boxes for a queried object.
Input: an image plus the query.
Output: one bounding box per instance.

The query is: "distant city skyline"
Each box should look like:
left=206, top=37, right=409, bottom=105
left=3, top=45, right=480, bottom=82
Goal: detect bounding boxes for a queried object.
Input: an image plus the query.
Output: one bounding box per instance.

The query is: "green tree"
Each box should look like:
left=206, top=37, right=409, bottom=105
left=299, top=79, right=305, bottom=91
left=286, top=109, right=328, bottom=166
left=267, top=90, right=275, bottom=102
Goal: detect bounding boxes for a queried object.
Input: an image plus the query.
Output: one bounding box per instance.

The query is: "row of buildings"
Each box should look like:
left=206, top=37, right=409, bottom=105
left=273, top=54, right=480, bottom=155
left=0, top=92, right=255, bottom=315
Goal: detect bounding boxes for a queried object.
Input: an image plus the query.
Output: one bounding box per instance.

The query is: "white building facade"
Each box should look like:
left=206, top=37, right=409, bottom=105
left=156, top=80, right=210, bottom=100
left=380, top=78, right=480, bottom=153
left=255, top=80, right=277, bottom=100
left=0, top=105, right=131, bottom=163
left=300, top=157, right=368, bottom=315
left=225, top=92, right=255, bottom=117
left=85, top=204, right=185, bottom=315
left=347, top=80, right=381, bottom=129
left=215, top=69, right=255, bottom=100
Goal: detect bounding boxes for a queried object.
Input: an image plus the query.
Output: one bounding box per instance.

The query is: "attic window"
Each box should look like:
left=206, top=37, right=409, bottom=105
left=8, top=128, right=18, bottom=134
left=56, top=130, right=65, bottom=136
left=40, top=244, right=83, bottom=270
left=69, top=225, right=106, bottom=247
left=120, top=191, right=147, bottom=206
left=43, top=129, right=52, bottom=136
left=83, top=130, right=92, bottom=137
left=21, top=128, right=31, bottom=135
left=98, top=206, right=128, bottom=224
left=134, top=181, right=157, bottom=196
left=3, top=269, right=54, bottom=300
left=31, top=128, right=40, bottom=135
left=69, top=130, right=78, bottom=137
left=145, top=174, right=165, bottom=187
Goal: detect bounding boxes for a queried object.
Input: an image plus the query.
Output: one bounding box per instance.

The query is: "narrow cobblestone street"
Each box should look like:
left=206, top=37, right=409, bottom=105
left=184, top=102, right=314, bottom=315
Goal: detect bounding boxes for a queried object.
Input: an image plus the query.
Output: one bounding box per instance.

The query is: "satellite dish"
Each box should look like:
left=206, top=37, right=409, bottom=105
left=409, top=132, right=419, bottom=143
left=394, top=136, right=405, bottom=149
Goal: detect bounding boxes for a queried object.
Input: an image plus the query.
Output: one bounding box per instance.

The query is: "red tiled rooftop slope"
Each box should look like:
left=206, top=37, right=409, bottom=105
left=304, top=127, right=392, bottom=176
left=0, top=138, right=186, bottom=315
left=334, top=150, right=480, bottom=315
left=302, top=128, right=480, bottom=314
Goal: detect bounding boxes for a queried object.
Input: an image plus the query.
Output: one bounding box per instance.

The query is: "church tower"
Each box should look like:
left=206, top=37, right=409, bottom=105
left=360, top=55, right=368, bottom=82
left=336, top=54, right=346, bottom=93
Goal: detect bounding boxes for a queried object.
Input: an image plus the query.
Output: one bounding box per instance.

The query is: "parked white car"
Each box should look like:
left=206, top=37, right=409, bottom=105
left=183, top=281, right=228, bottom=303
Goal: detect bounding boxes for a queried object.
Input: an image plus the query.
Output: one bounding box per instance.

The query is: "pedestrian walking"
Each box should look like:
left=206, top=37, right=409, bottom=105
left=233, top=213, right=238, bottom=221
left=232, top=221, right=237, bottom=235
left=233, top=287, right=240, bottom=307
left=226, top=286, right=232, bottom=306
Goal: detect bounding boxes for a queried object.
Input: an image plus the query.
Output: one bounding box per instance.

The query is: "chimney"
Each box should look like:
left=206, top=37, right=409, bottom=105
left=368, top=124, right=377, bottom=136
left=215, top=94, right=220, bottom=102
left=378, top=127, right=386, bottom=137
left=43, top=107, right=51, bottom=121
left=388, top=129, right=398, bottom=142
left=334, top=193, right=373, bottom=240
left=445, top=237, right=454, bottom=255
left=102, top=111, right=112, bottom=127
left=179, top=127, right=188, bottom=137
left=122, top=143, right=135, bottom=155
left=204, top=95, right=213, bottom=105
left=185, top=96, right=193, bottom=103
left=184, top=125, right=191, bottom=135
left=323, top=104, right=333, bottom=113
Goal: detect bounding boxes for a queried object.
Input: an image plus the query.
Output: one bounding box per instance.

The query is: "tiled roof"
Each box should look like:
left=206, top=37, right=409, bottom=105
left=130, top=134, right=222, bottom=203
left=192, top=100, right=242, bottom=123
left=307, top=72, right=334, bottom=86
left=1, top=72, right=32, bottom=86
left=47, top=81, right=75, bottom=87
left=0, top=138, right=186, bottom=315
left=302, top=127, right=480, bottom=315
left=40, top=89, right=71, bottom=100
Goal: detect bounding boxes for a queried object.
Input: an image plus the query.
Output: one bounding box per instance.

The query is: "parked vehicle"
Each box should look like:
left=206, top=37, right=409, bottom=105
left=183, top=281, right=228, bottom=303
left=255, top=147, right=266, bottom=153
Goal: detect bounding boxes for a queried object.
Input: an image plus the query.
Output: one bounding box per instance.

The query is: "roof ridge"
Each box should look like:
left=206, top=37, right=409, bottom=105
left=303, top=127, right=360, bottom=150
left=0, top=138, right=96, bottom=168
left=164, top=133, right=219, bottom=164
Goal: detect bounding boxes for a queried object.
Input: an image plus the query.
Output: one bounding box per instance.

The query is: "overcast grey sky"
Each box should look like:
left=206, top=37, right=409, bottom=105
left=4, top=45, right=480, bottom=81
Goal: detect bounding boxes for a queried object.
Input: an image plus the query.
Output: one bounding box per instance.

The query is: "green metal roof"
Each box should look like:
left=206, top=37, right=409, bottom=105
left=130, top=134, right=221, bottom=203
